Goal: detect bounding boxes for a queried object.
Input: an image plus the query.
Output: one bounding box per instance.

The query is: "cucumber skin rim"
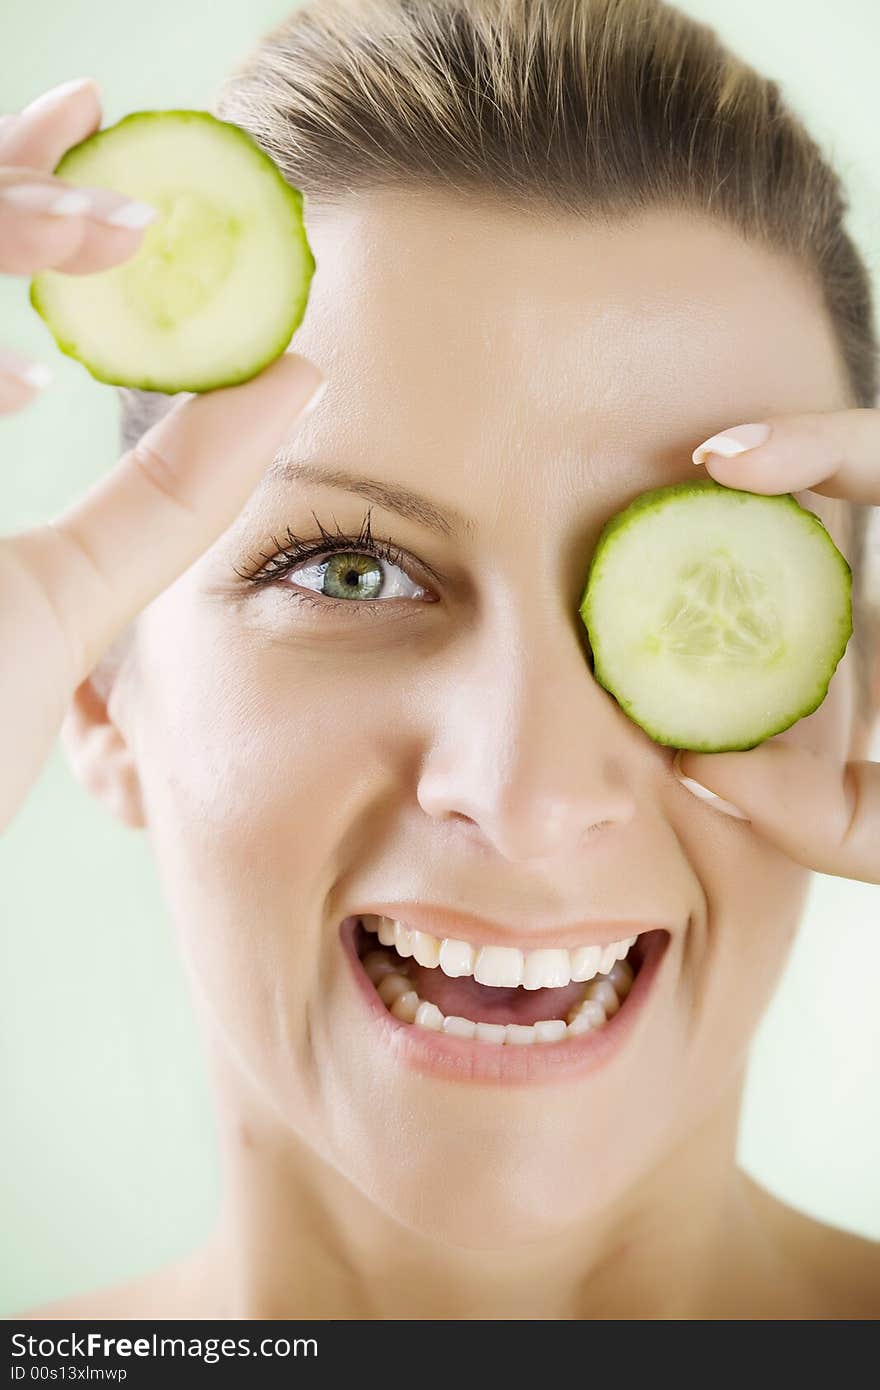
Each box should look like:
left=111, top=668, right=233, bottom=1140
left=28, top=110, right=317, bottom=394
left=578, top=477, right=854, bottom=753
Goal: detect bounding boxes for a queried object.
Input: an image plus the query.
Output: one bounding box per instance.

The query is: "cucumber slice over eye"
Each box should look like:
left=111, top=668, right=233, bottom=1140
left=29, top=110, right=316, bottom=392
left=578, top=479, right=853, bottom=752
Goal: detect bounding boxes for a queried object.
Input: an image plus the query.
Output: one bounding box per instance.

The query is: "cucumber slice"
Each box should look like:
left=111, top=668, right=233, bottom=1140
left=579, top=479, right=852, bottom=752
left=29, top=111, right=316, bottom=392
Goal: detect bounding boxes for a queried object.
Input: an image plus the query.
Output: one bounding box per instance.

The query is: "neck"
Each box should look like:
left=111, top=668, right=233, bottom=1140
left=185, top=1047, right=782, bottom=1320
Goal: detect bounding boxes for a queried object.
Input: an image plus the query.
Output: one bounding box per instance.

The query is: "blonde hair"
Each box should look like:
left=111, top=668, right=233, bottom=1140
left=119, top=0, right=878, bottom=717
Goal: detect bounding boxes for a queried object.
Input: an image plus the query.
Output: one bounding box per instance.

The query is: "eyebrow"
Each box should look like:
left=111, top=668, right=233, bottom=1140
left=267, top=455, right=477, bottom=541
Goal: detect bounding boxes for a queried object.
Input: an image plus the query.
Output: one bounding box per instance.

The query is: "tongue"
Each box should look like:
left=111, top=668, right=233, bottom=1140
left=404, top=959, right=589, bottom=1025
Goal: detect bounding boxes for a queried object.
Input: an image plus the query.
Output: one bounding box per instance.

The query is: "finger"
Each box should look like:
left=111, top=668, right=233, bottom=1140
left=0, top=77, right=102, bottom=172
left=8, top=352, right=327, bottom=683
left=691, top=409, right=880, bottom=506
left=674, top=743, right=880, bottom=884
left=0, top=172, right=157, bottom=275
left=0, top=78, right=156, bottom=274
left=0, top=348, right=52, bottom=414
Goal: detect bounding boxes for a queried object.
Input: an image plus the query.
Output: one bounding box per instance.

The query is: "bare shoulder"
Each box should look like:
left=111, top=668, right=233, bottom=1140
left=11, top=1254, right=213, bottom=1322
left=799, top=1219, right=880, bottom=1317
left=745, top=1175, right=880, bottom=1318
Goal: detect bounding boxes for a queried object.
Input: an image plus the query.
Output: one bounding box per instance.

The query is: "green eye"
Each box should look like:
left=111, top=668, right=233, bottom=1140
left=321, top=553, right=384, bottom=600
left=286, top=547, right=428, bottom=603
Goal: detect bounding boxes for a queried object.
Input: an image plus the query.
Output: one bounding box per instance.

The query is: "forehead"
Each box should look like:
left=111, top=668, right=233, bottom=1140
left=287, top=190, right=849, bottom=528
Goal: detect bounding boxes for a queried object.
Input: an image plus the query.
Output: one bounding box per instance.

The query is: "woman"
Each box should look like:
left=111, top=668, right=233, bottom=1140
left=3, top=0, right=879, bottom=1319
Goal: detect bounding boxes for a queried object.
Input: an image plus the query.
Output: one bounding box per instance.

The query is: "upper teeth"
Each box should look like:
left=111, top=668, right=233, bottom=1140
left=363, top=916, right=637, bottom=988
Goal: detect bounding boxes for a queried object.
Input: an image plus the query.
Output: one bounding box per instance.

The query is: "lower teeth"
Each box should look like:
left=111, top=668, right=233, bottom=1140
left=361, top=943, right=634, bottom=1046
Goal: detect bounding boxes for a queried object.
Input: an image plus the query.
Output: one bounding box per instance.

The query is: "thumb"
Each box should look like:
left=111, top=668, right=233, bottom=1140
left=673, top=743, right=879, bottom=884
left=12, top=350, right=326, bottom=682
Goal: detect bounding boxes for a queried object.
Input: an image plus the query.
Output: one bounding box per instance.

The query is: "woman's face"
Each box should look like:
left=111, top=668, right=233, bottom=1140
left=98, top=195, right=865, bottom=1248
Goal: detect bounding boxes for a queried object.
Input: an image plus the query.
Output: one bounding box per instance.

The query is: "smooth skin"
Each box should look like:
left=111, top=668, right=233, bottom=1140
left=4, top=79, right=880, bottom=1320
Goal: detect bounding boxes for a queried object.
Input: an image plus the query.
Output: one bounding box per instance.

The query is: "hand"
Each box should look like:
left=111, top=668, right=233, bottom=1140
left=0, top=78, right=327, bottom=832
left=0, top=76, right=166, bottom=407
left=672, top=411, right=879, bottom=884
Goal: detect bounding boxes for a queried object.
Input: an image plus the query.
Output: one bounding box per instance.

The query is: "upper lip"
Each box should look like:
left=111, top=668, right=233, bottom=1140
left=349, top=902, right=670, bottom=952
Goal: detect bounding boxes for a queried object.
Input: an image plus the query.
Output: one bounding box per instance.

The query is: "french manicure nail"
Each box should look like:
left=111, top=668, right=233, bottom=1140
left=672, top=751, right=750, bottom=821
left=1, top=183, right=93, bottom=216
left=97, top=200, right=160, bottom=229
left=12, top=361, right=54, bottom=389
left=0, top=183, right=159, bottom=227
left=691, top=422, right=772, bottom=467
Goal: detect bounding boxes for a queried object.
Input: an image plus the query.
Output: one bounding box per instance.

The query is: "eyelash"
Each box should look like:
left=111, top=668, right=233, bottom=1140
left=234, top=508, right=436, bottom=617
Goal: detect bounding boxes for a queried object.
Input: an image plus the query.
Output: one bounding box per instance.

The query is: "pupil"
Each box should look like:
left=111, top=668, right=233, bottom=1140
left=323, top=553, right=382, bottom=600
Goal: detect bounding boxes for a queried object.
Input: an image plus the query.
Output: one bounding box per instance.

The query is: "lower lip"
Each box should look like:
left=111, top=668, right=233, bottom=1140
left=338, top=917, right=671, bottom=1086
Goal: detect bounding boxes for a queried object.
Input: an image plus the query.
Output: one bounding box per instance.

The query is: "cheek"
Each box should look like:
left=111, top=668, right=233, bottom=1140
left=129, top=602, right=405, bottom=1062
left=137, top=612, right=397, bottom=860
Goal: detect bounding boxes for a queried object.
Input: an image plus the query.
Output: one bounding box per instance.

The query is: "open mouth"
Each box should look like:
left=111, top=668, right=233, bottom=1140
left=353, top=914, right=651, bottom=1047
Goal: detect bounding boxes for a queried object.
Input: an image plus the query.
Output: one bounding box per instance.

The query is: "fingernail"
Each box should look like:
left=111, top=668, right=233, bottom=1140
left=10, top=360, right=53, bottom=389
left=1, top=183, right=91, bottom=215
left=0, top=183, right=159, bottom=226
left=692, top=422, right=772, bottom=467
left=21, top=78, right=98, bottom=116
left=97, top=200, right=160, bottom=228
left=672, top=750, right=750, bottom=821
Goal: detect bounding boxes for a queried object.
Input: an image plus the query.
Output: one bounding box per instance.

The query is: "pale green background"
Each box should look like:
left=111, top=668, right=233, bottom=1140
left=1, top=0, right=879, bottom=1317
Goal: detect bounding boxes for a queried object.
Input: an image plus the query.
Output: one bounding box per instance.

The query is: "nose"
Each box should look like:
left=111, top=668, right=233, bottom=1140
left=416, top=596, right=639, bottom=863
